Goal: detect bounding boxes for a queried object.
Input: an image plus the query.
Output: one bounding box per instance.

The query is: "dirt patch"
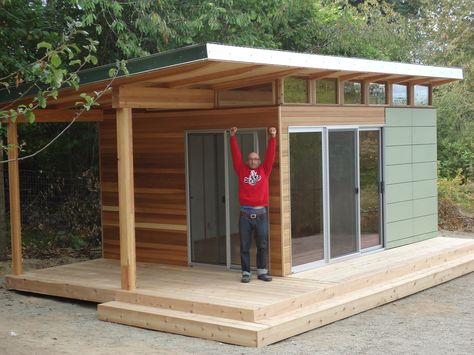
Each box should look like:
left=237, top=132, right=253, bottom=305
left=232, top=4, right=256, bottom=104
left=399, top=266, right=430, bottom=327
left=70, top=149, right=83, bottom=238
left=438, top=198, right=474, bottom=232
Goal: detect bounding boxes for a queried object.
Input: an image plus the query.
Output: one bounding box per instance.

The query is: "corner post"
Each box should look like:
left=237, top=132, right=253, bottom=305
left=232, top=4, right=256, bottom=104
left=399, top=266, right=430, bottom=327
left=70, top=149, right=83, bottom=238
left=116, top=107, right=136, bottom=290
left=7, top=122, right=22, bottom=275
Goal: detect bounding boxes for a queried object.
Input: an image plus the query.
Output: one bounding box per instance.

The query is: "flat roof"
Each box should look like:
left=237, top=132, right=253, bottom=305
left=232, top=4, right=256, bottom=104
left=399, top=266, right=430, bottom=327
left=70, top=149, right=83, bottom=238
left=0, top=43, right=463, bottom=106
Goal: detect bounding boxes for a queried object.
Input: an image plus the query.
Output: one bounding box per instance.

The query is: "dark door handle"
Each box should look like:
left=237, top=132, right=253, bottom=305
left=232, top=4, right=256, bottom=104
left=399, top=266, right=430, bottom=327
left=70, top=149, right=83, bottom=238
left=355, top=187, right=359, bottom=194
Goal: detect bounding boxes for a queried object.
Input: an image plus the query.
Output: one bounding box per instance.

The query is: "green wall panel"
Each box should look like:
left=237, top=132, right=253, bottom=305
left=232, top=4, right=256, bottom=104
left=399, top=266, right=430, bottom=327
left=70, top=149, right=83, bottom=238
left=413, top=214, right=438, bottom=235
left=386, top=183, right=413, bottom=203
left=385, top=127, right=412, bottom=146
left=412, top=108, right=436, bottom=126
left=413, top=127, right=437, bottom=144
left=386, top=231, right=438, bottom=248
left=386, top=108, right=412, bottom=126
left=413, top=144, right=437, bottom=163
left=413, top=162, right=437, bottom=181
left=413, top=179, right=437, bottom=199
left=386, top=145, right=412, bottom=165
left=386, top=219, right=413, bottom=240
left=413, top=197, right=438, bottom=217
left=386, top=164, right=413, bottom=184
left=386, top=201, right=413, bottom=222
left=384, top=108, right=438, bottom=249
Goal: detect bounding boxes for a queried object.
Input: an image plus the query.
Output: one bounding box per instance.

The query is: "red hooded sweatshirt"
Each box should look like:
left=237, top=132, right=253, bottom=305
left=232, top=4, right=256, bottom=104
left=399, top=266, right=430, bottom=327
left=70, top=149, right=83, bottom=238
left=230, top=135, right=277, bottom=207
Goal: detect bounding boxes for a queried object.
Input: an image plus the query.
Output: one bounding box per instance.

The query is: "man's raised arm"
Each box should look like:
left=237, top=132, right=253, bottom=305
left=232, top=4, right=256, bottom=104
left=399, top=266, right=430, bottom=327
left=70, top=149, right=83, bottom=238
left=229, top=127, right=244, bottom=172
left=263, top=127, right=277, bottom=175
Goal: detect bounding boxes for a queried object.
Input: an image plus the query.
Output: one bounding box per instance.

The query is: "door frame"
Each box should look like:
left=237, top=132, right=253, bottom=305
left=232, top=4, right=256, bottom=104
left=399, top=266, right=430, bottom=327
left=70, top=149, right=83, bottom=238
left=289, top=125, right=384, bottom=272
left=185, top=128, right=267, bottom=269
left=185, top=129, right=228, bottom=268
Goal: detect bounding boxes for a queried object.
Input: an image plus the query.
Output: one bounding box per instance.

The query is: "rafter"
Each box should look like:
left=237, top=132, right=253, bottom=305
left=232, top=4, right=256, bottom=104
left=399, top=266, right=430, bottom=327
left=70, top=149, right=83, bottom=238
left=212, top=68, right=303, bottom=90
left=164, top=65, right=264, bottom=88
left=339, top=72, right=368, bottom=81
left=308, top=70, right=341, bottom=80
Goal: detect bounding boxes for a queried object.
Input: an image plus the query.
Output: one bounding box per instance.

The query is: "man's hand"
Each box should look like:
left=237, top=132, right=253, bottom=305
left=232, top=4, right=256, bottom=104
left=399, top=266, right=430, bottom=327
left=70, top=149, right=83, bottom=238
left=230, top=127, right=238, bottom=136
left=269, top=127, right=277, bottom=138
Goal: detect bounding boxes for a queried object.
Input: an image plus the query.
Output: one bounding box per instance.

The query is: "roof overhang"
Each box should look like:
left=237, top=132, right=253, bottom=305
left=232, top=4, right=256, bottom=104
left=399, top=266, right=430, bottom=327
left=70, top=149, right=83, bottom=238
left=0, top=43, right=464, bottom=109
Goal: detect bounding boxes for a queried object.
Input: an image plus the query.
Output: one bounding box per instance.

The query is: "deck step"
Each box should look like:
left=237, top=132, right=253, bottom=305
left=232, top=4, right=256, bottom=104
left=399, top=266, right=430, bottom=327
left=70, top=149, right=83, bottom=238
left=98, top=301, right=267, bottom=347
left=107, top=240, right=474, bottom=324
left=98, top=252, right=474, bottom=347
left=256, top=252, right=474, bottom=346
left=261, top=239, right=474, bottom=319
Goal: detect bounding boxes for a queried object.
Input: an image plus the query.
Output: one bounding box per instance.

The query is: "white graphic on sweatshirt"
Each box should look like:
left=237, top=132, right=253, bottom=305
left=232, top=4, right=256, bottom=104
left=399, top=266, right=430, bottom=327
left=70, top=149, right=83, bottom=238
left=244, top=170, right=261, bottom=186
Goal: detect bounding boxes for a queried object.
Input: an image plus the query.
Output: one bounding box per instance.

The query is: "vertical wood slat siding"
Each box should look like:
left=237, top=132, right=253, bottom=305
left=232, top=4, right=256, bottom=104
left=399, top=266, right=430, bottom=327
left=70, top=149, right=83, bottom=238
left=279, top=106, right=385, bottom=275
left=384, top=108, right=438, bottom=248
left=100, top=107, right=282, bottom=273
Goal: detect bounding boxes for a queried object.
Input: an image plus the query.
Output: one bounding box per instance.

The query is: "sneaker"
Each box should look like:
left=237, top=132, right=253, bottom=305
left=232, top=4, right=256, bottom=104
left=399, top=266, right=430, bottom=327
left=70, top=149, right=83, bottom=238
left=241, top=274, right=250, bottom=283
left=257, top=274, right=272, bottom=282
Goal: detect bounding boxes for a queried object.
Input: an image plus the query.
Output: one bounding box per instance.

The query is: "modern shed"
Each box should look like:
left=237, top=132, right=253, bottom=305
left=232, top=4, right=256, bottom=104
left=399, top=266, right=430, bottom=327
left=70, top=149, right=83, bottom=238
left=3, top=44, right=473, bottom=346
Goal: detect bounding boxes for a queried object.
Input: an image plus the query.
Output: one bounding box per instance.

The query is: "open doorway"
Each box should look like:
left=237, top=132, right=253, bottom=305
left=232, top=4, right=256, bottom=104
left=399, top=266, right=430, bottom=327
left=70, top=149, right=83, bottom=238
left=186, top=129, right=267, bottom=268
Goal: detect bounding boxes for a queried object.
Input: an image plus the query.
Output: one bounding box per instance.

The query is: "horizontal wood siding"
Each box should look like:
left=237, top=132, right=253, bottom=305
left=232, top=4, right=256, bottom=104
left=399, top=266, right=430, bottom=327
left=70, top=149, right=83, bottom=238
left=279, top=106, right=385, bottom=275
left=100, top=107, right=281, bottom=271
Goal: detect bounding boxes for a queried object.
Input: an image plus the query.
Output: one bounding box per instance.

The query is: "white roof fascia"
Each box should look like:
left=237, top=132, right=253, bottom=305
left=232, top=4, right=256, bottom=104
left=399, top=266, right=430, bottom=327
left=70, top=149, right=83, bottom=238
left=206, top=43, right=463, bottom=80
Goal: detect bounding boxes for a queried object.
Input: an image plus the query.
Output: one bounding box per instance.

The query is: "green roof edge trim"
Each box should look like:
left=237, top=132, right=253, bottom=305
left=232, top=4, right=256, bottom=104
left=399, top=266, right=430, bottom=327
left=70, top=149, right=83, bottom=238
left=0, top=44, right=209, bottom=104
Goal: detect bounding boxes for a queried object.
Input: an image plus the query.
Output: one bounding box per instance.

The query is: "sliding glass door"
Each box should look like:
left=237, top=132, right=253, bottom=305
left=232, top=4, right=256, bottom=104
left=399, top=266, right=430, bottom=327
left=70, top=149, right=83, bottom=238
left=328, top=129, right=358, bottom=259
left=290, top=130, right=325, bottom=267
left=290, top=127, right=383, bottom=270
left=359, top=130, right=382, bottom=249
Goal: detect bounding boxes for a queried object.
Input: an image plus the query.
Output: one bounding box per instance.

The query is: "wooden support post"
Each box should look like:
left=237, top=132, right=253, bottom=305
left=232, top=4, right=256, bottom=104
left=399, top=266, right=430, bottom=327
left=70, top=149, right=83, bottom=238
left=7, top=122, right=22, bottom=275
left=408, top=84, right=415, bottom=106
left=386, top=82, right=393, bottom=106
left=338, top=79, right=345, bottom=105
left=363, top=81, right=369, bottom=105
left=116, top=108, right=136, bottom=290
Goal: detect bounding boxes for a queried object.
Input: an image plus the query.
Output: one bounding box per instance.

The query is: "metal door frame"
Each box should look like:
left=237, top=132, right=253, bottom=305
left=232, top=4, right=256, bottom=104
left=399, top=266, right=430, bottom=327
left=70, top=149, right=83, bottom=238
left=289, top=125, right=384, bottom=272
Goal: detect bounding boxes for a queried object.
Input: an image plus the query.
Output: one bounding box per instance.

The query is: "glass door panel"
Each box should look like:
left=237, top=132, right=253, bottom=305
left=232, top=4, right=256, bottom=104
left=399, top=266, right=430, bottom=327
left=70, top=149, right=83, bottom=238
left=188, top=133, right=226, bottom=265
left=328, top=130, right=358, bottom=258
left=290, top=131, right=324, bottom=267
left=359, top=130, right=382, bottom=249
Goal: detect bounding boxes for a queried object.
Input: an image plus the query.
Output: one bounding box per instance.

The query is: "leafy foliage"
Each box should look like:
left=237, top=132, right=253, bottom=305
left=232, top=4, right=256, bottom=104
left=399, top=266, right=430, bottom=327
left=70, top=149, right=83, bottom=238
left=0, top=0, right=472, bottom=255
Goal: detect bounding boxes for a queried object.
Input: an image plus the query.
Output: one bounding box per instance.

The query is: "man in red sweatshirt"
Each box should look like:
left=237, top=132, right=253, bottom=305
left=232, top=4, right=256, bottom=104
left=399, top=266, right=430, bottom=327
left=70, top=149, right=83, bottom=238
left=229, top=126, right=277, bottom=283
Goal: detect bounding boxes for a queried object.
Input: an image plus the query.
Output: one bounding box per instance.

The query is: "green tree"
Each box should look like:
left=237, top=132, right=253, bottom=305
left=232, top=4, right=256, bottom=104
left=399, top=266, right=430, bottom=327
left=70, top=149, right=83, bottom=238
left=417, top=0, right=473, bottom=179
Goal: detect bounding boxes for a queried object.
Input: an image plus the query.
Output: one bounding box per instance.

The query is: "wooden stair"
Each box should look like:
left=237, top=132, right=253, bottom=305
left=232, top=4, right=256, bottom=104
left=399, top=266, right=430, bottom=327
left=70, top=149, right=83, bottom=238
left=97, top=239, right=474, bottom=347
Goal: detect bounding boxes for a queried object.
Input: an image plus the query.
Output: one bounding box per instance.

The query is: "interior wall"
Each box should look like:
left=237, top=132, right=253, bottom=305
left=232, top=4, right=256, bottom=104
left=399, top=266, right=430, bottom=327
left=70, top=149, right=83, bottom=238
left=384, top=108, right=438, bottom=248
left=99, top=107, right=282, bottom=271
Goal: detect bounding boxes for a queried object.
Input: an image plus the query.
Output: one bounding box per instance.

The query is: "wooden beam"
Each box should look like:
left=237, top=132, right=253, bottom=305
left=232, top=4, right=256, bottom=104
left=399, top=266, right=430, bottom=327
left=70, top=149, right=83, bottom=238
left=386, top=82, right=393, bottom=105
left=363, top=81, right=369, bottom=105
left=338, top=78, right=344, bottom=105
left=428, top=84, right=433, bottom=106
left=359, top=74, right=392, bottom=82
left=308, top=70, right=341, bottom=80
left=339, top=72, right=367, bottom=81
left=7, top=122, right=22, bottom=275
left=112, top=86, right=214, bottom=109
left=429, top=78, right=456, bottom=87
left=407, top=84, right=415, bottom=106
left=116, top=108, right=136, bottom=290
left=15, top=109, right=104, bottom=123
left=212, top=68, right=303, bottom=91
left=164, top=65, right=263, bottom=88
left=386, top=75, right=416, bottom=84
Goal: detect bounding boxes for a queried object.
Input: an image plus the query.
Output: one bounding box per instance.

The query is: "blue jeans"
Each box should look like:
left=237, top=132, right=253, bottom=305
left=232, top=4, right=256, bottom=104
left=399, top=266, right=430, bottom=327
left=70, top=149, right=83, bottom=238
left=239, top=207, right=268, bottom=276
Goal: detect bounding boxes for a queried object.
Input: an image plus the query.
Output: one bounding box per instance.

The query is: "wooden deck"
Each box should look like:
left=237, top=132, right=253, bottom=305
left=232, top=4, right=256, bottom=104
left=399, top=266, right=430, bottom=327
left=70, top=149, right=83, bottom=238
left=6, top=236, right=474, bottom=347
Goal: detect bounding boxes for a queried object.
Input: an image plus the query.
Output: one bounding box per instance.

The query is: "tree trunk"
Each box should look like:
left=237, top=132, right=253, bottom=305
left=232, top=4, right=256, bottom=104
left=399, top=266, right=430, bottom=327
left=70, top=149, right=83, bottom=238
left=0, top=127, right=8, bottom=261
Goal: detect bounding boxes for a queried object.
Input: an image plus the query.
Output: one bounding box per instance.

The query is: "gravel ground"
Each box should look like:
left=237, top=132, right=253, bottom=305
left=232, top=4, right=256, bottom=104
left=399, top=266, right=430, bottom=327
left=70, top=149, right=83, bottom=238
left=1, top=231, right=473, bottom=355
